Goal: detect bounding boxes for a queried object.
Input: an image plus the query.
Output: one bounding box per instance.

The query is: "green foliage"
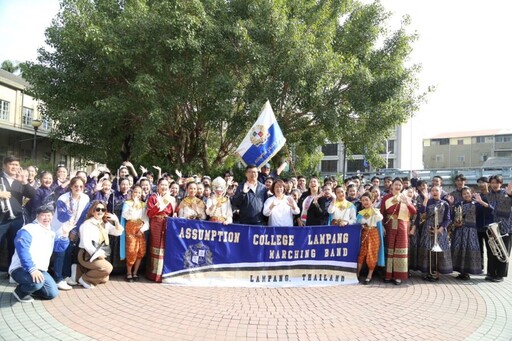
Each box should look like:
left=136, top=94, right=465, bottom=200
left=1, top=60, right=20, bottom=74
left=22, top=0, right=425, bottom=175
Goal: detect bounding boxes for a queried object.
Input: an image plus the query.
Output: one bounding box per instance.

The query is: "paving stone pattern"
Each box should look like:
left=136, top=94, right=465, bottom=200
left=1, top=268, right=511, bottom=340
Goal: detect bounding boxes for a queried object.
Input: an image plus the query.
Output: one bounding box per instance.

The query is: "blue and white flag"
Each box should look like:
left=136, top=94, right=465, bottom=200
left=235, top=100, right=286, bottom=168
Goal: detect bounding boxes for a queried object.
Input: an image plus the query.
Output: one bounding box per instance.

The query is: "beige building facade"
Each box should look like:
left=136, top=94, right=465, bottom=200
left=423, top=129, right=512, bottom=169
left=0, top=69, right=80, bottom=170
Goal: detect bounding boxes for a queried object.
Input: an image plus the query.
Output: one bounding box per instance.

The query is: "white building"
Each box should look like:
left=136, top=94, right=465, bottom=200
left=319, top=121, right=423, bottom=176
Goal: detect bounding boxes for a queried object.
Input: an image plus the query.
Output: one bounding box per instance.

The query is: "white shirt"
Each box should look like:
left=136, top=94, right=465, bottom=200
left=9, top=222, right=55, bottom=273
left=79, top=218, right=123, bottom=257
left=263, top=196, right=300, bottom=227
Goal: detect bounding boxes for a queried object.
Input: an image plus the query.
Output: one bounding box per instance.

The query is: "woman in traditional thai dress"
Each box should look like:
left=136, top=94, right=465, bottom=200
left=417, top=186, right=452, bottom=282
left=146, top=178, right=175, bottom=282
left=328, top=186, right=356, bottom=227
left=206, top=177, right=233, bottom=224
left=451, top=188, right=491, bottom=279
left=356, top=192, right=385, bottom=284
left=178, top=182, right=207, bottom=220
left=263, top=179, right=300, bottom=227
left=380, top=177, right=417, bottom=285
left=120, top=185, right=149, bottom=282
left=51, top=176, right=90, bottom=290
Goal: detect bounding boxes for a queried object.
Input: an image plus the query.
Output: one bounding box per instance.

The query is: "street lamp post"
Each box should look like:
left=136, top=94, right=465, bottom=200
left=31, top=119, right=42, bottom=161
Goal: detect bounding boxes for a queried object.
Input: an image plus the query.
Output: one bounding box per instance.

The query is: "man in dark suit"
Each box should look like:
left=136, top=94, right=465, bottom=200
left=0, top=156, right=36, bottom=270
left=232, top=164, right=267, bottom=225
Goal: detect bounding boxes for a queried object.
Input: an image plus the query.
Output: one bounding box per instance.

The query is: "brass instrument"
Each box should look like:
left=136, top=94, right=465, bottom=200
left=0, top=178, right=16, bottom=220
left=429, top=205, right=443, bottom=279
left=486, top=223, right=510, bottom=263
left=454, top=205, right=463, bottom=225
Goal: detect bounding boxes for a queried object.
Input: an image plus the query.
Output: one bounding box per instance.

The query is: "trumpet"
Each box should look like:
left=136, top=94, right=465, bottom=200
left=486, top=223, right=510, bottom=263
left=0, top=178, right=16, bottom=220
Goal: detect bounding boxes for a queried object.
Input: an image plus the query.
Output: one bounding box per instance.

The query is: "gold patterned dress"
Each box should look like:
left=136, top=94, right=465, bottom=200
left=178, top=197, right=206, bottom=220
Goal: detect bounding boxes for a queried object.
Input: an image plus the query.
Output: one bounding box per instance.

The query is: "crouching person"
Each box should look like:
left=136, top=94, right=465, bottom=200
left=76, top=200, right=123, bottom=289
left=9, top=207, right=68, bottom=303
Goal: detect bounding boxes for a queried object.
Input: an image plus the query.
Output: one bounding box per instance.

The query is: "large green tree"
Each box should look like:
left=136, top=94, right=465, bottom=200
left=23, top=0, right=424, bottom=173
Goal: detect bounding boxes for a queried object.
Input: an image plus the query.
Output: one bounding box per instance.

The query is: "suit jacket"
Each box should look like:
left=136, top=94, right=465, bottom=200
left=231, top=181, right=267, bottom=225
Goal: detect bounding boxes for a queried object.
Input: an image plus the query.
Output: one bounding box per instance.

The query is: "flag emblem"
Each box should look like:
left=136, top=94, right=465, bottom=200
left=235, top=100, right=286, bottom=168
left=250, top=124, right=270, bottom=146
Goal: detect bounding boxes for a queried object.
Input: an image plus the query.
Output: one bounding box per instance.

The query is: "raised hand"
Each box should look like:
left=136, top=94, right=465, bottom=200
left=243, top=182, right=250, bottom=193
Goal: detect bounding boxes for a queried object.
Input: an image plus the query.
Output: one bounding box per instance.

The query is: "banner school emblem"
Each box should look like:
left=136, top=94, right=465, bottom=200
left=250, top=124, right=270, bottom=146
left=183, top=242, right=213, bottom=268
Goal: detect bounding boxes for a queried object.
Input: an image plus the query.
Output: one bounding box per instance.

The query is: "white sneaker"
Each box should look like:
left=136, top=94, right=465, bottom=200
left=65, top=277, right=78, bottom=286
left=9, top=276, right=17, bottom=284
left=57, top=280, right=73, bottom=291
left=78, top=276, right=94, bottom=289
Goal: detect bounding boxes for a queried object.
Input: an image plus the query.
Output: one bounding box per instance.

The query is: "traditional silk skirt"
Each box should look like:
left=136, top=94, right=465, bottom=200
left=417, top=224, right=453, bottom=275
left=125, top=220, right=147, bottom=267
left=358, top=227, right=381, bottom=270
left=146, top=216, right=167, bottom=282
left=451, top=226, right=482, bottom=275
left=385, top=219, right=409, bottom=280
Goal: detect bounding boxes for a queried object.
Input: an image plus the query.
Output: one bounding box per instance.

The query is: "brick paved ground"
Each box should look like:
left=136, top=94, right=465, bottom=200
left=1, top=266, right=511, bottom=341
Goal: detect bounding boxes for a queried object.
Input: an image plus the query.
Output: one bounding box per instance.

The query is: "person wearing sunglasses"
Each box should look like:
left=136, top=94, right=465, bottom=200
left=75, top=201, right=123, bottom=289
left=50, top=176, right=90, bottom=290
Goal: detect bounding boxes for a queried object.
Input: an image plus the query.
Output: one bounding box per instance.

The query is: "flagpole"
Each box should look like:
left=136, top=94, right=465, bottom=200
left=284, top=145, right=297, bottom=178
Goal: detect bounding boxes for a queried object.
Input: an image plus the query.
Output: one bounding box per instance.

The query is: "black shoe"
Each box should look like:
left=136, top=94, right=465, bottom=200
left=393, top=279, right=402, bottom=285
left=484, top=275, right=493, bottom=281
left=423, top=274, right=439, bottom=282
left=490, top=276, right=503, bottom=283
left=383, top=278, right=392, bottom=283
left=133, top=274, right=139, bottom=282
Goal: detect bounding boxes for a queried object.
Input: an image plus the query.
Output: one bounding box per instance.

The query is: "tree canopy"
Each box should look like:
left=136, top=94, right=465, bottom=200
left=23, top=0, right=425, bottom=174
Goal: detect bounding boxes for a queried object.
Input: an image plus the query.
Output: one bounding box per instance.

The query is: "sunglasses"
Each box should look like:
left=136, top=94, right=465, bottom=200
left=95, top=207, right=106, bottom=212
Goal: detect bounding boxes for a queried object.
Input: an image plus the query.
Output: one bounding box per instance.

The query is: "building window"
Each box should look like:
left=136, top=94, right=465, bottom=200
left=322, top=143, right=338, bottom=156
left=457, top=139, right=463, bottom=145
left=42, top=116, right=52, bottom=130
left=496, top=135, right=512, bottom=143
left=387, top=140, right=395, bottom=154
left=480, top=153, right=488, bottom=162
left=346, top=159, right=365, bottom=173
left=496, top=151, right=512, bottom=158
left=22, top=107, right=33, bottom=126
left=321, top=160, right=337, bottom=173
left=456, top=155, right=465, bottom=162
left=432, top=138, right=449, bottom=146
left=0, top=100, right=9, bottom=120
left=475, top=136, right=486, bottom=143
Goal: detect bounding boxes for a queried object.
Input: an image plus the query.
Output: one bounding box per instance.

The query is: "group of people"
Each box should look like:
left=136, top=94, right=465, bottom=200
left=1, top=156, right=511, bottom=303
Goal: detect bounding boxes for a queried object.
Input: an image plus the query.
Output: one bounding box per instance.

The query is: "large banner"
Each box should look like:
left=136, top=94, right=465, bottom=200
left=162, top=219, right=362, bottom=287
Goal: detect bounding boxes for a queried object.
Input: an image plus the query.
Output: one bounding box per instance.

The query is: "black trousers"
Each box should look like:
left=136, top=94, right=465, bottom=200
left=485, top=234, right=511, bottom=278
left=0, top=216, right=24, bottom=271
